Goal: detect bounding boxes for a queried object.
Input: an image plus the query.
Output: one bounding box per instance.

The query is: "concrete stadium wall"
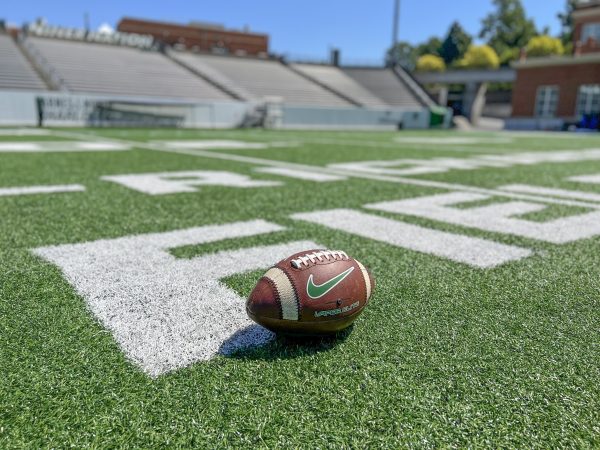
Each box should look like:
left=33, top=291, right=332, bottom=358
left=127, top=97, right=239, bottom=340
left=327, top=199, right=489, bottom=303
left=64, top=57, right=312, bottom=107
left=0, top=90, right=439, bottom=130
left=280, top=105, right=431, bottom=130
left=0, top=91, right=39, bottom=126
left=0, top=90, right=250, bottom=128
left=505, top=117, right=565, bottom=131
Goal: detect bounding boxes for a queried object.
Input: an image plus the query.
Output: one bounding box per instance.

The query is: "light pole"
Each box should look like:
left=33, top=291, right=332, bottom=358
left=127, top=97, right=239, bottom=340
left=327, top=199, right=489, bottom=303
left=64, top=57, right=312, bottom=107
left=391, top=0, right=400, bottom=65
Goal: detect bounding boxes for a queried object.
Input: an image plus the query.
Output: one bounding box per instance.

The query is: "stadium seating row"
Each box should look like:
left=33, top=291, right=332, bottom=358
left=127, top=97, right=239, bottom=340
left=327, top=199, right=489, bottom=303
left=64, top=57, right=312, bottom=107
left=172, top=52, right=350, bottom=107
left=26, top=37, right=230, bottom=101
left=3, top=34, right=429, bottom=109
left=0, top=34, right=46, bottom=91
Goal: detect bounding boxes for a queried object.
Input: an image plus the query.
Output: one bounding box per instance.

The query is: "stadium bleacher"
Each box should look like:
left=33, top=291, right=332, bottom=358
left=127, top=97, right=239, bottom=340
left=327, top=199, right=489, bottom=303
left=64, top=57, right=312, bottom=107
left=1, top=28, right=435, bottom=110
left=24, top=37, right=232, bottom=101
left=0, top=34, right=46, bottom=91
left=343, top=67, right=425, bottom=108
left=168, top=50, right=257, bottom=101
left=0, top=23, right=442, bottom=128
left=171, top=52, right=352, bottom=107
left=291, top=64, right=388, bottom=107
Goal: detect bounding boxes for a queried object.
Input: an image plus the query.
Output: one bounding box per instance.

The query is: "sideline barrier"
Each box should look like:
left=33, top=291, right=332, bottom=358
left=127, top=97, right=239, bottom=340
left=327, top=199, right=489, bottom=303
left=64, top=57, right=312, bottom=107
left=0, top=90, right=449, bottom=129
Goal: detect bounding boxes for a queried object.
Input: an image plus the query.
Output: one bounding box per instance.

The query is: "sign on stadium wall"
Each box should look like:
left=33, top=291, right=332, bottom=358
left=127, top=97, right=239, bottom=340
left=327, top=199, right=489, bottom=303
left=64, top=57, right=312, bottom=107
left=35, top=95, right=188, bottom=127
left=25, top=22, right=155, bottom=49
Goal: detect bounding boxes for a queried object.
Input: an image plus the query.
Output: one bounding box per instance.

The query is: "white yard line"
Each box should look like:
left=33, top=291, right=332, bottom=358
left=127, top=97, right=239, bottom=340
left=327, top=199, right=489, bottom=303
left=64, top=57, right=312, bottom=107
left=48, top=129, right=600, bottom=210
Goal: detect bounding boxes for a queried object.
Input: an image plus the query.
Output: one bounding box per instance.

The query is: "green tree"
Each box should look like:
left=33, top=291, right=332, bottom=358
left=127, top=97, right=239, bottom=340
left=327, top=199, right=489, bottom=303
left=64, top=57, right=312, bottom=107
left=499, top=47, right=521, bottom=65
left=385, top=41, right=417, bottom=69
left=415, top=54, right=446, bottom=72
left=479, top=0, right=537, bottom=56
left=558, top=0, right=577, bottom=49
left=440, top=22, right=472, bottom=65
left=416, top=37, right=443, bottom=57
left=456, top=45, right=500, bottom=69
left=526, top=35, right=565, bottom=57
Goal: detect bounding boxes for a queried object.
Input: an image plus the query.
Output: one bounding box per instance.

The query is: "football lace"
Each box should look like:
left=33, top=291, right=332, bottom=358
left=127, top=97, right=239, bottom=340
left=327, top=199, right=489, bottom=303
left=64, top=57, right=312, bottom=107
left=291, top=250, right=348, bottom=268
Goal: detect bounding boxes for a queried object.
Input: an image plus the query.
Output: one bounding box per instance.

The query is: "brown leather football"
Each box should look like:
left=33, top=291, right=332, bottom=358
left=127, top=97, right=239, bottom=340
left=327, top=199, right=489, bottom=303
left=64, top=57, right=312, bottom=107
left=246, top=249, right=374, bottom=335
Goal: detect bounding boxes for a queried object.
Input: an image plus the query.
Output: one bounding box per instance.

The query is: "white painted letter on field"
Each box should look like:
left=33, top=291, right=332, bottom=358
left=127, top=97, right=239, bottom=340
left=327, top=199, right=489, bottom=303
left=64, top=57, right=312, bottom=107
left=366, top=192, right=600, bottom=244
left=33, top=221, right=318, bottom=376
left=101, top=170, right=281, bottom=195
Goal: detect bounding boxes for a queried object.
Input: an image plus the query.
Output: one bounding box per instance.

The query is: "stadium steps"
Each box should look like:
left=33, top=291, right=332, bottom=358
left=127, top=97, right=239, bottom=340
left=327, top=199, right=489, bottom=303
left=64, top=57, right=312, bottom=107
left=342, top=67, right=431, bottom=108
left=0, top=33, right=48, bottom=91
left=24, top=37, right=234, bottom=101
left=174, top=53, right=353, bottom=107
left=168, top=50, right=255, bottom=101
left=392, top=66, right=438, bottom=108
left=284, top=63, right=363, bottom=107
left=291, top=63, right=389, bottom=107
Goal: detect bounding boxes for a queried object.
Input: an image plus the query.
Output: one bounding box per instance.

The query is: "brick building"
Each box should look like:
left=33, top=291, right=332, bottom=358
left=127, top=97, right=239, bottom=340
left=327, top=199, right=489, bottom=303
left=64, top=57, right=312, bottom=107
left=510, top=0, right=600, bottom=130
left=117, top=17, right=269, bottom=56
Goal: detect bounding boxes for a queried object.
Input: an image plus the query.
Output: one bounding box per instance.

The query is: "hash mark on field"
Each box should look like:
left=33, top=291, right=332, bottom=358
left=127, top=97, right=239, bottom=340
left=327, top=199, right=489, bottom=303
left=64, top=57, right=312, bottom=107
left=291, top=208, right=531, bottom=268
left=0, top=184, right=85, bottom=196
left=154, top=140, right=268, bottom=150
left=0, top=141, right=130, bottom=152
left=393, top=136, right=513, bottom=145
left=0, top=128, right=50, bottom=136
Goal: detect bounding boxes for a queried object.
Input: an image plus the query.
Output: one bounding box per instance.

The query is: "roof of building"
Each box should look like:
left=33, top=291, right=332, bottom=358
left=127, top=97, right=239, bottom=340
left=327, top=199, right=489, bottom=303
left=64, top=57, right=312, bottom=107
left=512, top=52, right=600, bottom=69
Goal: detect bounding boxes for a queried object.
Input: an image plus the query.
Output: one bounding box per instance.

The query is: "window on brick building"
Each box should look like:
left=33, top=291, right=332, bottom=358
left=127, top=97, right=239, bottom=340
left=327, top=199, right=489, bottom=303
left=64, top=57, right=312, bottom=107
left=582, top=23, right=600, bottom=42
left=535, top=86, right=559, bottom=118
left=576, top=84, right=600, bottom=116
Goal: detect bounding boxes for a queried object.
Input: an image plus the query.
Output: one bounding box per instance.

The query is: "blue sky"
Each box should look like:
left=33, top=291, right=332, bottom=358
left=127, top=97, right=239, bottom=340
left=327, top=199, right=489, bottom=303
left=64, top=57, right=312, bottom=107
left=4, top=0, right=566, bottom=63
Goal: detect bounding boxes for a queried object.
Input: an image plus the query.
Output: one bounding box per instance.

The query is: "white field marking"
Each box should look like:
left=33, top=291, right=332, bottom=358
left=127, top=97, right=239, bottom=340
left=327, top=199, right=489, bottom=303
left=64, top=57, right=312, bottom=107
left=499, top=184, right=600, bottom=203
left=154, top=140, right=269, bottom=150
left=47, top=130, right=600, bottom=210
left=499, top=131, right=590, bottom=139
left=255, top=166, right=347, bottom=182
left=366, top=192, right=600, bottom=244
left=286, top=137, right=485, bottom=152
left=291, top=209, right=531, bottom=269
left=267, top=141, right=302, bottom=148
left=329, top=149, right=600, bottom=178
left=187, top=130, right=513, bottom=152
left=101, top=170, right=281, bottom=195
left=0, top=141, right=130, bottom=152
left=0, top=143, right=38, bottom=151
left=568, top=173, right=600, bottom=184
left=0, top=128, right=51, bottom=136
left=154, top=139, right=300, bottom=150
left=393, top=136, right=514, bottom=145
left=209, top=130, right=591, bottom=153
left=0, top=184, right=85, bottom=196
left=33, top=219, right=319, bottom=377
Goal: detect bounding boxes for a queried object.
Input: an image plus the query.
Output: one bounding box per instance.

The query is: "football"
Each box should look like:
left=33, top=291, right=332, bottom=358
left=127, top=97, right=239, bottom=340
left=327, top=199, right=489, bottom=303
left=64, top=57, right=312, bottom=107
left=246, top=249, right=375, bottom=335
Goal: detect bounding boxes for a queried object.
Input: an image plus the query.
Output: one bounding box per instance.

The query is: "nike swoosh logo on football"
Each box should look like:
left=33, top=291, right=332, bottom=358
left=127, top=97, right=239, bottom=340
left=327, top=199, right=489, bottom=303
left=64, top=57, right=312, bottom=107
left=306, top=266, right=355, bottom=299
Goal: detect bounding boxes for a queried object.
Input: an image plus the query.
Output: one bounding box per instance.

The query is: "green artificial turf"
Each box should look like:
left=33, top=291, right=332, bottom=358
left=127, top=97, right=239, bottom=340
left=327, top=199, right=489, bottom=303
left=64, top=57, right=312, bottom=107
left=0, top=128, right=599, bottom=448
